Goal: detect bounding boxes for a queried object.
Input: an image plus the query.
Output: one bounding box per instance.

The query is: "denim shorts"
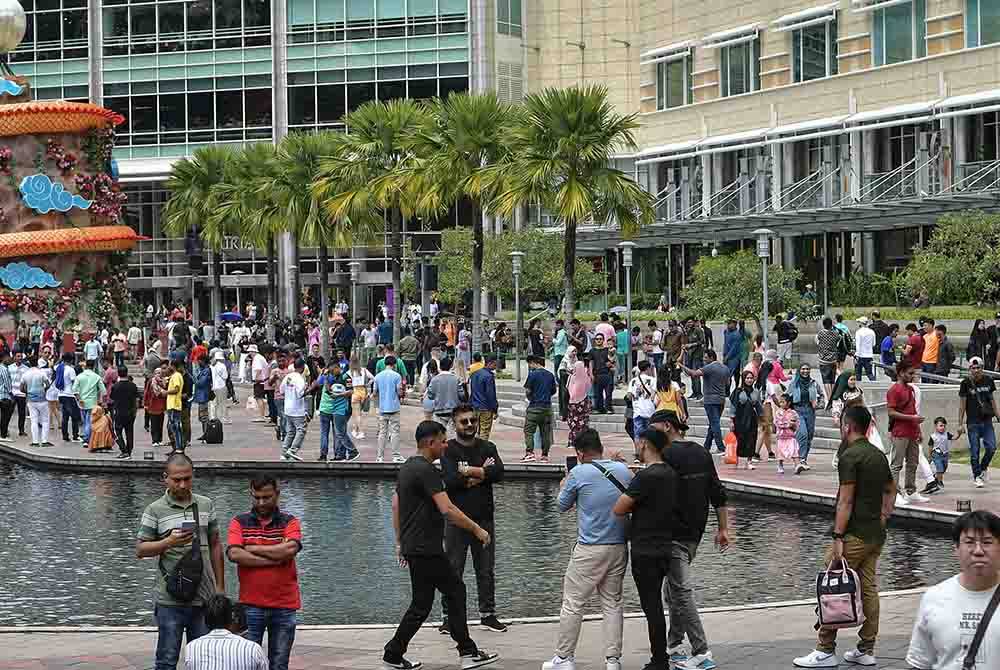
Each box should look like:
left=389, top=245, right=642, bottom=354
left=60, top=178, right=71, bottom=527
left=931, top=450, right=949, bottom=474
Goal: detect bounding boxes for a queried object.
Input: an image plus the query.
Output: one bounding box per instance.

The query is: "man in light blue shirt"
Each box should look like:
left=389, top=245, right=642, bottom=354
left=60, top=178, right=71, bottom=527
left=552, top=319, right=568, bottom=373
left=544, top=428, right=632, bottom=670
left=372, top=355, right=403, bottom=463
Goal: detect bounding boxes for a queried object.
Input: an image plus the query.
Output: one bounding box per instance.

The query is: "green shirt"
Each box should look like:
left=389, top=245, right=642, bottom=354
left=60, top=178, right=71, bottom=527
left=616, top=329, right=630, bottom=355
left=72, top=369, right=106, bottom=409
left=136, top=492, right=219, bottom=606
left=837, top=438, right=893, bottom=545
left=375, top=357, right=408, bottom=378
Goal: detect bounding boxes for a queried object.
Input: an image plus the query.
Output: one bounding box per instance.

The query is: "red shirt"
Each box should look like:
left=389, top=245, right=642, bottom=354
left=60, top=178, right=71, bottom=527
left=905, top=334, right=925, bottom=368
left=228, top=510, right=302, bottom=609
left=886, top=382, right=920, bottom=439
left=190, top=344, right=208, bottom=364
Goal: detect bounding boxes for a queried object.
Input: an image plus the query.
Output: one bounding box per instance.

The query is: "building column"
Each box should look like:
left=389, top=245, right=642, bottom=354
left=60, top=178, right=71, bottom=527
left=782, top=236, right=797, bottom=272
left=271, top=0, right=294, bottom=318
left=701, top=154, right=712, bottom=217
left=954, top=115, right=969, bottom=179
left=87, top=0, right=103, bottom=105
left=862, top=232, right=876, bottom=274
left=771, top=143, right=783, bottom=211
left=939, top=117, right=953, bottom=190
left=470, top=0, right=491, bottom=93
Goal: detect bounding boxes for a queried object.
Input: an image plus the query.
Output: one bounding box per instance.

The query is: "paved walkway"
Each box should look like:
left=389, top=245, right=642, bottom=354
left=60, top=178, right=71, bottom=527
left=0, top=592, right=925, bottom=669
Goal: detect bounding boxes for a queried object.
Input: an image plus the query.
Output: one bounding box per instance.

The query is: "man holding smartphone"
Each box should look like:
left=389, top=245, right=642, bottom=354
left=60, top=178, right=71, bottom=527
left=136, top=453, right=226, bottom=670
left=439, top=404, right=506, bottom=634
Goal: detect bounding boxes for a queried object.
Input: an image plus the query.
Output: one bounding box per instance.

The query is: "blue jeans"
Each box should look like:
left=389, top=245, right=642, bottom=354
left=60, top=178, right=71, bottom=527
left=319, top=412, right=333, bottom=458
left=855, top=357, right=875, bottom=382
left=59, top=396, right=80, bottom=440
left=81, top=407, right=93, bottom=443
left=617, top=353, right=627, bottom=383
left=154, top=603, right=208, bottom=670
left=703, top=403, right=725, bottom=452
left=652, top=353, right=664, bottom=371
left=245, top=606, right=297, bottom=670
left=967, top=421, right=997, bottom=479
left=333, top=413, right=357, bottom=459
left=633, top=416, right=650, bottom=440
left=167, top=409, right=185, bottom=452
left=795, top=404, right=816, bottom=462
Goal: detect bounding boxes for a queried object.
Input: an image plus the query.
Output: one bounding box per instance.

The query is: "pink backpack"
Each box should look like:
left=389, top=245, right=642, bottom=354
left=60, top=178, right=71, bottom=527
left=814, top=559, right=865, bottom=630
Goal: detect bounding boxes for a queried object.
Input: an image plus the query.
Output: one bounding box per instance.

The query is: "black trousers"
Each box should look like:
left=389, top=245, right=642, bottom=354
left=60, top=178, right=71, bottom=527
left=114, top=413, right=136, bottom=455
left=148, top=413, right=164, bottom=444
left=384, top=555, right=477, bottom=662
left=594, top=373, right=614, bottom=412
left=404, top=360, right=417, bottom=387
left=59, top=396, right=80, bottom=440
left=441, top=519, right=495, bottom=619
left=558, top=370, right=570, bottom=420
left=13, top=395, right=26, bottom=435
left=631, top=553, right=670, bottom=665
left=0, top=398, right=13, bottom=438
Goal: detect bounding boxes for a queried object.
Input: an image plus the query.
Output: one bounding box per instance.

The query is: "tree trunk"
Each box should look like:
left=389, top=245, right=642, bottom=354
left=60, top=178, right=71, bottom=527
left=212, top=250, right=222, bottom=329
left=471, top=204, right=483, bottom=355
left=319, top=241, right=330, bottom=359
left=391, top=208, right=402, bottom=345
left=563, top=219, right=577, bottom=320
left=266, top=235, right=277, bottom=341
left=290, top=238, right=301, bottom=319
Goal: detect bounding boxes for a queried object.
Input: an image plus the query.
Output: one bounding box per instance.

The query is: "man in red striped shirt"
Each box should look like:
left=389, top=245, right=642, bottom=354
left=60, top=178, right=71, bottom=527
left=227, top=474, right=302, bottom=670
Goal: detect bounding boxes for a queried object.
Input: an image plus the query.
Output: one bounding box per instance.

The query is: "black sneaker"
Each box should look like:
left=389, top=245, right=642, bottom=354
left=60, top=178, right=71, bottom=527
left=480, top=615, right=508, bottom=632
left=383, top=658, right=422, bottom=670
left=317, top=455, right=328, bottom=461
left=438, top=619, right=450, bottom=635
left=921, top=481, right=941, bottom=495
left=461, top=650, right=499, bottom=670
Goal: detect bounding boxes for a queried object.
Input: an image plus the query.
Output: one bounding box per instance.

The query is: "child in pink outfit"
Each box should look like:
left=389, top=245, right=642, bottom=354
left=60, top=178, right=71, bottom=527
left=773, top=392, right=800, bottom=474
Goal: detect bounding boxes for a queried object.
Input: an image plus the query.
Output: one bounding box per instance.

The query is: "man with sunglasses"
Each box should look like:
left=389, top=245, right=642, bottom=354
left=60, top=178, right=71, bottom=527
left=439, top=404, right=507, bottom=635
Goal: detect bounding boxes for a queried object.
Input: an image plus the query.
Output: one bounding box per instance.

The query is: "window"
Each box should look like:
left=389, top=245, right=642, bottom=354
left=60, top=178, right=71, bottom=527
left=497, top=0, right=521, bottom=36
left=655, top=55, right=691, bottom=110
left=872, top=0, right=926, bottom=66
left=792, top=19, right=837, bottom=82
left=720, top=39, right=759, bottom=97
left=968, top=0, right=1000, bottom=47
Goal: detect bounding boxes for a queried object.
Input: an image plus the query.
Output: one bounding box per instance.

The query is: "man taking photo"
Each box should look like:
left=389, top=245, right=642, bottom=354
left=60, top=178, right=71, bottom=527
left=439, top=404, right=507, bottom=635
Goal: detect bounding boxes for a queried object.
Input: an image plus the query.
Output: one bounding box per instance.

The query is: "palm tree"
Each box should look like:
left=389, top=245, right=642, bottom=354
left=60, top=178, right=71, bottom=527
left=314, top=98, right=429, bottom=345
left=488, top=85, right=655, bottom=320
left=407, top=92, right=515, bottom=354
left=270, top=131, right=379, bottom=357
left=162, top=145, right=237, bottom=325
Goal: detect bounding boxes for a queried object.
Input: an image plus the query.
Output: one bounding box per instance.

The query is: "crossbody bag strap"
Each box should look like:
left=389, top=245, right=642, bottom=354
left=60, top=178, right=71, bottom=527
left=964, top=584, right=1000, bottom=670
left=158, top=501, right=201, bottom=576
left=590, top=461, right=627, bottom=493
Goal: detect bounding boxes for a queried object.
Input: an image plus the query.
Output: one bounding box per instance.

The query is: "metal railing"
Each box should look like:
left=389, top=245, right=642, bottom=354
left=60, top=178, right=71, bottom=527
left=954, top=160, right=1000, bottom=193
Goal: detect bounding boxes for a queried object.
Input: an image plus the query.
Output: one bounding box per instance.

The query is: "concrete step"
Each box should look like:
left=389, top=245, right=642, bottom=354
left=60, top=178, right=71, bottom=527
left=497, top=409, right=629, bottom=434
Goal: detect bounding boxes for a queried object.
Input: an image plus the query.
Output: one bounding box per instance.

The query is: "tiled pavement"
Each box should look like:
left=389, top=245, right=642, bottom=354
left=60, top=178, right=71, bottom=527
left=0, top=593, right=925, bottom=669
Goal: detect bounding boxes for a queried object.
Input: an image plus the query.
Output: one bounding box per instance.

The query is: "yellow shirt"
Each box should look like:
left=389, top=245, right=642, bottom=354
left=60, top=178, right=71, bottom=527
left=469, top=362, right=485, bottom=374
left=166, top=371, right=183, bottom=411
left=921, top=332, right=940, bottom=364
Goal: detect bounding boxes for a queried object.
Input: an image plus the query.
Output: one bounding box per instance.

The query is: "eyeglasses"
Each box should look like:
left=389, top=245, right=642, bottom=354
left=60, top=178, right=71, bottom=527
left=457, top=418, right=476, bottom=426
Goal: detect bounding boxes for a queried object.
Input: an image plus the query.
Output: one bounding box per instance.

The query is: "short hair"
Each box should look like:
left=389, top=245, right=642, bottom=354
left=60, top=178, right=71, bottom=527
left=936, top=324, right=947, bottom=334
left=951, top=510, right=1000, bottom=545
left=600, top=312, right=609, bottom=321
left=439, top=357, right=453, bottom=371
left=204, top=594, right=242, bottom=631
left=294, top=358, right=305, bottom=370
left=384, top=355, right=397, bottom=367
left=871, top=310, right=881, bottom=318
left=61, top=352, right=75, bottom=363
left=933, top=416, right=947, bottom=425
left=415, top=419, right=446, bottom=444
left=117, top=365, right=128, bottom=377
left=638, top=429, right=667, bottom=453
left=905, top=323, right=918, bottom=332
left=574, top=428, right=603, bottom=455
left=704, top=350, right=718, bottom=361
left=841, top=405, right=872, bottom=434
left=250, top=473, right=278, bottom=491
left=888, top=323, right=899, bottom=333
left=925, top=318, right=936, bottom=326
left=472, top=352, right=483, bottom=363
left=198, top=354, right=209, bottom=364
left=896, top=360, right=913, bottom=375
left=835, top=313, right=844, bottom=322
left=822, top=317, right=833, bottom=329
left=452, top=403, right=475, bottom=418
left=85, top=359, right=95, bottom=369
left=637, top=360, right=651, bottom=372
left=164, top=452, right=194, bottom=472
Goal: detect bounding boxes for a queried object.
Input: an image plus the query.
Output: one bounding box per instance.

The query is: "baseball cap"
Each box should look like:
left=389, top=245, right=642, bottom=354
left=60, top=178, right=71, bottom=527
left=648, top=409, right=689, bottom=432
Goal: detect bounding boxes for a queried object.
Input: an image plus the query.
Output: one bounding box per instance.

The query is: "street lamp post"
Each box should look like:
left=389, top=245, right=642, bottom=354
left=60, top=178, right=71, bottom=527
left=618, top=241, right=635, bottom=385
left=753, top=228, right=775, bottom=347
left=510, top=251, right=525, bottom=382
left=231, top=269, right=245, bottom=314
left=349, top=261, right=361, bottom=357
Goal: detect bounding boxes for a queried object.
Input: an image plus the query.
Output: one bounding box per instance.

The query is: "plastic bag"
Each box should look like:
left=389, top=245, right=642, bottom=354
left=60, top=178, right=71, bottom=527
left=724, top=431, right=738, bottom=465
left=246, top=396, right=258, bottom=412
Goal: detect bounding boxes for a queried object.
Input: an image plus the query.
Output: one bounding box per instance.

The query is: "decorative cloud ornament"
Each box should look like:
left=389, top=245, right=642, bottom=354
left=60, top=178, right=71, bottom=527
left=0, top=261, right=62, bottom=289
left=19, top=174, right=92, bottom=213
left=0, top=80, right=21, bottom=96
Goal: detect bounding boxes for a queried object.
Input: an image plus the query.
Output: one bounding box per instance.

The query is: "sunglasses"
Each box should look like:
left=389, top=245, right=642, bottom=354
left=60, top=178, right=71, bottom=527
left=457, top=417, right=476, bottom=426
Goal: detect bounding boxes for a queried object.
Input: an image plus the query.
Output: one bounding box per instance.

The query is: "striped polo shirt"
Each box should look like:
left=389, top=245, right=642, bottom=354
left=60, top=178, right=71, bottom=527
left=227, top=509, right=302, bottom=610
left=184, top=629, right=268, bottom=670
left=136, top=491, right=219, bottom=606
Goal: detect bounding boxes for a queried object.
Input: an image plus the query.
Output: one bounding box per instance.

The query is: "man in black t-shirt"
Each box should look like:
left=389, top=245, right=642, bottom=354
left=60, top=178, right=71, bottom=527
left=958, top=357, right=1000, bottom=488
left=109, top=366, right=141, bottom=459
left=648, top=410, right=730, bottom=668
left=384, top=420, right=499, bottom=670
left=439, top=404, right=506, bottom=634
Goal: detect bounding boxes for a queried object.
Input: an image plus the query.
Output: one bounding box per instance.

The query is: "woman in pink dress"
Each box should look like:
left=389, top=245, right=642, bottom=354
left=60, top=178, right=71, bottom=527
left=566, top=358, right=593, bottom=449
left=773, top=392, right=800, bottom=475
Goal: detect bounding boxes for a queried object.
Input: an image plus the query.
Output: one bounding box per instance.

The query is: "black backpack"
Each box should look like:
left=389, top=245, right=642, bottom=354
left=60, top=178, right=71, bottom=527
left=204, top=419, right=224, bottom=444
left=786, top=323, right=799, bottom=342
left=159, top=503, right=204, bottom=602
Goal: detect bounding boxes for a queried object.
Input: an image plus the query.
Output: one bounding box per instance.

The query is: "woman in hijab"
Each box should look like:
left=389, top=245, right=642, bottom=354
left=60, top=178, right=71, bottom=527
left=143, top=339, right=163, bottom=379
left=557, top=346, right=578, bottom=422
left=829, top=371, right=862, bottom=422
left=87, top=406, right=115, bottom=452
left=968, top=319, right=989, bottom=363
left=728, top=369, right=763, bottom=470
left=566, top=354, right=593, bottom=448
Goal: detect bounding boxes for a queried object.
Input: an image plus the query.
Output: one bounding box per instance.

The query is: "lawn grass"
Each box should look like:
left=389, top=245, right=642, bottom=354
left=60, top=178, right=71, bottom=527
left=944, top=448, right=1000, bottom=470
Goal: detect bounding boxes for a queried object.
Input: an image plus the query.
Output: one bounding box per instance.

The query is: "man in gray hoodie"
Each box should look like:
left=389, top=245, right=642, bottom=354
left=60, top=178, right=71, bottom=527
left=428, top=357, right=461, bottom=438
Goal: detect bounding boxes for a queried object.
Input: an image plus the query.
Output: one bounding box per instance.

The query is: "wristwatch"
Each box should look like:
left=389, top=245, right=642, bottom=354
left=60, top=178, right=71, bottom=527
left=831, top=531, right=846, bottom=540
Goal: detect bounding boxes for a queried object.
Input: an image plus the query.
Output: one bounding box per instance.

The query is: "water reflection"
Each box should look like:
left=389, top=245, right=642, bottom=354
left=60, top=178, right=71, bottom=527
left=0, top=462, right=957, bottom=626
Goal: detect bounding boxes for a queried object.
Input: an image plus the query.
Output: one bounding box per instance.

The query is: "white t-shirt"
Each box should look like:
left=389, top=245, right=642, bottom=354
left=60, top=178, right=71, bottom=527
left=57, top=364, right=77, bottom=398
left=210, top=361, right=229, bottom=391
left=362, top=328, right=377, bottom=348
left=251, top=354, right=269, bottom=382
left=281, top=372, right=307, bottom=417
left=907, top=575, right=1000, bottom=670
left=855, top=326, right=876, bottom=359
left=127, top=326, right=142, bottom=344
left=651, top=329, right=663, bottom=355
left=629, top=373, right=657, bottom=418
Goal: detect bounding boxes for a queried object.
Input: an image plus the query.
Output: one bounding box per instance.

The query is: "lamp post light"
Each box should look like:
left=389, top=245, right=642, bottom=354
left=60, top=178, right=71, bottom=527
left=510, top=251, right=525, bottom=382
left=618, top=241, right=636, bottom=385
left=753, top=228, right=774, bottom=347
left=348, top=261, right=361, bottom=357
left=231, top=269, right=245, bottom=314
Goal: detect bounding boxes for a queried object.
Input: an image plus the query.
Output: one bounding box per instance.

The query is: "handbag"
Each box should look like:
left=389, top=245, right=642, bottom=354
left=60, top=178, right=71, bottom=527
left=814, top=558, right=865, bottom=630
left=963, top=583, right=1000, bottom=669
left=723, top=431, right=738, bottom=465
left=159, top=503, right=204, bottom=602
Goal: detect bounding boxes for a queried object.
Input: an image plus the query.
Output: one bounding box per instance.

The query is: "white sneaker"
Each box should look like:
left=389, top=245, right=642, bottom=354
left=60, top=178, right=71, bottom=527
left=909, top=492, right=930, bottom=503
left=896, top=492, right=911, bottom=506
left=605, top=657, right=621, bottom=670
left=358, top=432, right=367, bottom=439
left=541, top=656, right=575, bottom=670
left=793, top=650, right=839, bottom=668
left=393, top=455, right=405, bottom=463
left=801, top=462, right=811, bottom=471
left=777, top=465, right=785, bottom=474
left=975, top=477, right=985, bottom=488
left=376, top=456, right=384, bottom=463
left=680, top=651, right=717, bottom=669
left=843, top=649, right=877, bottom=666
left=747, top=462, right=755, bottom=470
left=461, top=651, right=499, bottom=670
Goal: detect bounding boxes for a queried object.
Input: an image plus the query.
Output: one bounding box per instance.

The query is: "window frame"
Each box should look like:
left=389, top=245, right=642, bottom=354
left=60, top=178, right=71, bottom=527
left=872, top=0, right=926, bottom=66
left=791, top=18, right=838, bottom=83
left=654, top=52, right=692, bottom=111
left=497, top=0, right=521, bottom=37
left=967, top=0, right=1000, bottom=48
left=719, top=37, right=760, bottom=98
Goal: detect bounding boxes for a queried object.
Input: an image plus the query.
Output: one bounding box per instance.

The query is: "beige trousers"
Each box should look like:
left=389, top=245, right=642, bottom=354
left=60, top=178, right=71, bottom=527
left=555, top=542, right=628, bottom=660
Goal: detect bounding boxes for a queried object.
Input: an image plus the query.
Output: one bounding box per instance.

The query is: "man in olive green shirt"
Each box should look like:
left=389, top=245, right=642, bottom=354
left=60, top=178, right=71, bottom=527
left=793, top=406, right=896, bottom=669
left=375, top=344, right=409, bottom=379
left=72, top=359, right=105, bottom=448
left=136, top=453, right=225, bottom=670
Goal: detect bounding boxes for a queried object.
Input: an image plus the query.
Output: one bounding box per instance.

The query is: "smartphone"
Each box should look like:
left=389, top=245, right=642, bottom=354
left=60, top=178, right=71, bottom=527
left=181, top=520, right=197, bottom=532
left=566, top=455, right=578, bottom=471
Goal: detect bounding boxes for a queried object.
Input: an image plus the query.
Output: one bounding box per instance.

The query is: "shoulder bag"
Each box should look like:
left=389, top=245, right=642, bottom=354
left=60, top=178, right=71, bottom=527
left=591, top=461, right=631, bottom=535
left=963, top=584, right=1000, bottom=669
left=159, top=502, right=204, bottom=602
